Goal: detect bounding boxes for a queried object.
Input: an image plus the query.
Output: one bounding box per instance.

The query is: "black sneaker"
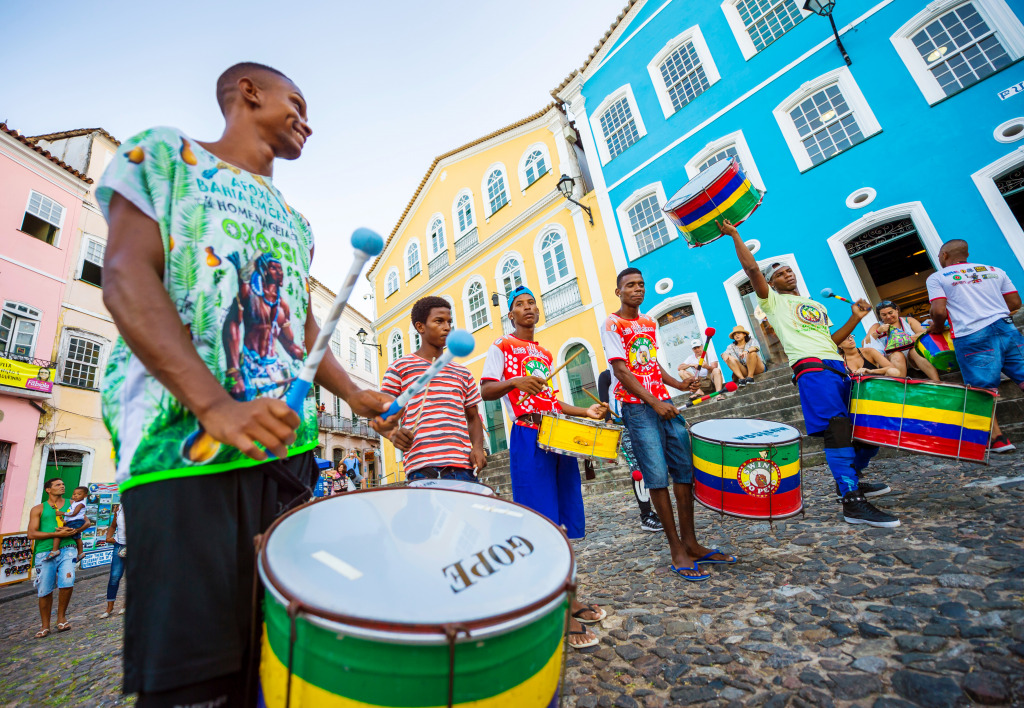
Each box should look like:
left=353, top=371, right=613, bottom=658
left=737, top=378, right=747, bottom=387
left=743, top=377, right=755, bottom=385
left=835, top=481, right=892, bottom=499
left=640, top=516, right=663, bottom=532
left=841, top=492, right=900, bottom=528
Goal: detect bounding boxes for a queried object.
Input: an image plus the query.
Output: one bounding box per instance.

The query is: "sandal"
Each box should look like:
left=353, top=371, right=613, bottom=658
left=695, top=548, right=738, bottom=565
left=34, top=628, right=50, bottom=639
left=568, top=629, right=599, bottom=649
left=45, top=551, right=60, bottom=561
left=98, top=612, right=110, bottom=619
left=572, top=604, right=607, bottom=624
left=669, top=562, right=711, bottom=582
left=56, top=622, right=71, bottom=632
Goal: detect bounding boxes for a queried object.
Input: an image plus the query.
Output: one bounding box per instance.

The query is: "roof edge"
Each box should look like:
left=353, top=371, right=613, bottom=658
left=0, top=123, right=95, bottom=184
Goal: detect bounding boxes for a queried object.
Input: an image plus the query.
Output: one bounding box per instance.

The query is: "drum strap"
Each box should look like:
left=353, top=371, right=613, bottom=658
left=790, top=357, right=846, bottom=385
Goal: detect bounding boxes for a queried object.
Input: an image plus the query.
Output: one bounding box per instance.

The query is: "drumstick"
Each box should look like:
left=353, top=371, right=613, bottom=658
left=581, top=388, right=619, bottom=423
left=820, top=288, right=853, bottom=305
left=681, top=381, right=738, bottom=408
left=524, top=347, right=585, bottom=401
left=379, top=330, right=475, bottom=422
left=695, top=327, right=716, bottom=371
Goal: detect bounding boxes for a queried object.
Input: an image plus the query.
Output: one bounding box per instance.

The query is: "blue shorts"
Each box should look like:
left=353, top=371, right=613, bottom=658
left=407, top=466, right=476, bottom=482
left=64, top=518, right=85, bottom=539
left=509, top=425, right=585, bottom=539
left=34, top=546, right=76, bottom=597
left=620, top=402, right=693, bottom=489
left=796, top=359, right=851, bottom=435
left=955, top=317, right=1024, bottom=389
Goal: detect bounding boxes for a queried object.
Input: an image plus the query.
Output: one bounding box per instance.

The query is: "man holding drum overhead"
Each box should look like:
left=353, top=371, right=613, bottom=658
left=480, top=285, right=608, bottom=649
left=721, top=219, right=901, bottom=528
left=98, top=63, right=398, bottom=706
left=927, top=238, right=1024, bottom=454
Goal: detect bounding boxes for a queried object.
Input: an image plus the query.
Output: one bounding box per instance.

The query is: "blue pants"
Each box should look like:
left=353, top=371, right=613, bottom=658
left=510, top=425, right=585, bottom=539
left=106, top=543, right=125, bottom=602
left=954, top=317, right=1024, bottom=389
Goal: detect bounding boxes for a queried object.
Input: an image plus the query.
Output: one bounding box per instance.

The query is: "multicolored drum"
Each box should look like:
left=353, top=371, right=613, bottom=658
left=536, top=414, right=621, bottom=461
left=408, top=477, right=496, bottom=496
left=662, top=157, right=763, bottom=248
left=914, top=331, right=958, bottom=372
left=850, top=375, right=996, bottom=462
left=690, top=419, right=803, bottom=520
left=258, top=488, right=574, bottom=707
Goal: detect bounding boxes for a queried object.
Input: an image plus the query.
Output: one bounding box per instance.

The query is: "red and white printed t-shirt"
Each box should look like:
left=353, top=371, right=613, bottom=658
left=480, top=334, right=562, bottom=429
left=380, top=354, right=482, bottom=473
left=601, top=313, right=670, bottom=404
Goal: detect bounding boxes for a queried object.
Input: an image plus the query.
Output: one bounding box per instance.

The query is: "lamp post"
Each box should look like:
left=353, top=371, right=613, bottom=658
left=490, top=293, right=500, bottom=308
left=356, top=327, right=382, bottom=355
left=803, top=0, right=852, bottom=66
left=556, top=174, right=594, bottom=225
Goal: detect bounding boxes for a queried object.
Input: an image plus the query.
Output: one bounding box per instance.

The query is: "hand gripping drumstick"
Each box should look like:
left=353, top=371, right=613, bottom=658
left=379, top=330, right=476, bottom=422
left=581, top=387, right=618, bottom=423
left=694, top=327, right=715, bottom=372
left=283, top=228, right=385, bottom=413
left=682, top=381, right=738, bottom=409
left=819, top=288, right=854, bottom=305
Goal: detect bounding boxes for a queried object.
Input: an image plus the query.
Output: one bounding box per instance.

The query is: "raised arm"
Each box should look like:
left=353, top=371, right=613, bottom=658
left=830, top=299, right=872, bottom=345
left=719, top=219, right=768, bottom=299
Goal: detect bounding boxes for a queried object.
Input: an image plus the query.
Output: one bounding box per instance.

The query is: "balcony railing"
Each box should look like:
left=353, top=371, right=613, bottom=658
left=0, top=351, right=58, bottom=369
left=428, top=251, right=450, bottom=279
left=454, top=228, right=478, bottom=258
left=541, top=278, right=583, bottom=321
left=317, top=414, right=380, bottom=439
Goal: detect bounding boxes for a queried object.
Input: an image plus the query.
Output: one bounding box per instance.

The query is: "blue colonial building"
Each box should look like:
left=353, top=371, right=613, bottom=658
left=556, top=0, right=1024, bottom=370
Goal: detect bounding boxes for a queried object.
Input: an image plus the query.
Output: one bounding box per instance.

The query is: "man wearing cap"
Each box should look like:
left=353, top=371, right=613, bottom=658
left=723, top=324, right=765, bottom=385
left=678, top=339, right=725, bottom=396
left=722, top=219, right=901, bottom=528
left=480, top=285, right=608, bottom=649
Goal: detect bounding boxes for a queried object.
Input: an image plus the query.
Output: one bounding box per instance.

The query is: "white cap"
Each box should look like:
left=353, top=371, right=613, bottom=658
left=690, top=339, right=703, bottom=348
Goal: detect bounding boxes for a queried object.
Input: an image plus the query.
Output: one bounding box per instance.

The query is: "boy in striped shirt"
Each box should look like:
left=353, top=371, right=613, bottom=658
left=382, top=297, right=487, bottom=480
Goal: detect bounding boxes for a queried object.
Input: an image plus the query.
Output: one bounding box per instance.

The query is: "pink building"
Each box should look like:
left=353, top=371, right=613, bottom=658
left=0, top=123, right=91, bottom=532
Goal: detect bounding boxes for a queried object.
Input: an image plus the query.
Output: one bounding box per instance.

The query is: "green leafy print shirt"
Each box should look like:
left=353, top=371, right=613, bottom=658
left=97, top=127, right=317, bottom=490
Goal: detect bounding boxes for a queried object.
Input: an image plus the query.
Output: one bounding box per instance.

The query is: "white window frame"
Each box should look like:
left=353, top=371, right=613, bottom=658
left=384, top=267, right=400, bottom=298
left=77, top=234, right=106, bottom=287
left=891, top=0, right=1024, bottom=106
left=349, top=336, right=358, bottom=367
left=615, top=182, right=678, bottom=261
left=644, top=294, right=713, bottom=370
left=773, top=66, right=882, bottom=173
left=409, top=324, right=422, bottom=352
left=388, top=330, right=404, bottom=364
left=481, top=164, right=511, bottom=218
left=533, top=225, right=577, bottom=291
left=404, top=239, right=422, bottom=281
left=0, top=301, right=42, bottom=359
left=462, top=277, right=491, bottom=332
left=590, top=84, right=648, bottom=166
left=58, top=329, right=109, bottom=390
left=723, top=253, right=810, bottom=335
left=426, top=213, right=447, bottom=258
left=973, top=146, right=1024, bottom=272
left=364, top=345, right=375, bottom=374
left=452, top=188, right=476, bottom=236
left=647, top=25, right=721, bottom=119
left=517, top=143, right=553, bottom=193
left=330, top=329, right=342, bottom=357
left=495, top=251, right=529, bottom=298
left=442, top=295, right=458, bottom=329
left=684, top=129, right=767, bottom=193
left=22, top=190, right=67, bottom=247
left=721, top=0, right=811, bottom=61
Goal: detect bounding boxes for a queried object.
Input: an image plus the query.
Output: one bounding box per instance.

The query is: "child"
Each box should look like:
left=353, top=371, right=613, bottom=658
left=49, top=486, right=88, bottom=561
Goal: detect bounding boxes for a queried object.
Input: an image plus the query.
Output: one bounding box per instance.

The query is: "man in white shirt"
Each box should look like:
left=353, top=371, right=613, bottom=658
left=678, top=340, right=724, bottom=395
left=927, top=239, right=1023, bottom=453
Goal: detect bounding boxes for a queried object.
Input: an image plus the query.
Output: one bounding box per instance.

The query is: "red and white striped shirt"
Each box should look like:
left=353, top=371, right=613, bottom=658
left=381, top=354, right=482, bottom=473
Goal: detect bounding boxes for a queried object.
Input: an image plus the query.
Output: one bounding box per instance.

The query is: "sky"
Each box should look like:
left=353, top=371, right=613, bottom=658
left=0, top=0, right=627, bottom=322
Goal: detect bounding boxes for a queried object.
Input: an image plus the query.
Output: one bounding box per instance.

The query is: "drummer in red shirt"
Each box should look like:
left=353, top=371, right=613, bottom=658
left=480, top=285, right=607, bottom=649
left=601, top=268, right=737, bottom=582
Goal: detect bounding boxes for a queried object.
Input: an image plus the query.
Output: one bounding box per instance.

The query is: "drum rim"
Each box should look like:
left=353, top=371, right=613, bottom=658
left=849, top=374, right=998, bottom=398
left=693, top=494, right=804, bottom=520
left=664, top=157, right=735, bottom=210
left=690, top=417, right=802, bottom=447
left=539, top=413, right=622, bottom=431
left=405, top=478, right=497, bottom=495
left=258, top=486, right=576, bottom=636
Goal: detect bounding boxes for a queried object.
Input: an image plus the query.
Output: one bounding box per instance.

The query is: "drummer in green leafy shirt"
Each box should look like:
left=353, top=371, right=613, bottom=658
left=721, top=219, right=901, bottom=528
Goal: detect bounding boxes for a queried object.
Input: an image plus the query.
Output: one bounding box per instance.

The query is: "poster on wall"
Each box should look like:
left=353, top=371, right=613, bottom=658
left=0, top=532, right=34, bottom=586
left=81, top=483, right=119, bottom=566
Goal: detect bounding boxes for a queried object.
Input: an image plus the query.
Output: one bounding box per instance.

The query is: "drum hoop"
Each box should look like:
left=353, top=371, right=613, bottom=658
left=690, top=417, right=801, bottom=447
left=258, top=486, right=577, bottom=637
left=541, top=413, right=619, bottom=431
left=664, top=157, right=735, bottom=209
left=406, top=479, right=497, bottom=495
left=849, top=374, right=999, bottom=398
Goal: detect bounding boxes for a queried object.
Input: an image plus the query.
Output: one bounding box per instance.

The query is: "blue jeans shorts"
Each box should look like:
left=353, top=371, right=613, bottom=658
left=954, top=317, right=1024, bottom=389
left=64, top=518, right=85, bottom=539
left=34, top=546, right=76, bottom=597
left=406, top=466, right=477, bottom=482
left=620, top=402, right=694, bottom=489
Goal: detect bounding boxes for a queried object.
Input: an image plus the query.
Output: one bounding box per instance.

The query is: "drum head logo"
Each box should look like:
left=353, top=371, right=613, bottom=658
left=627, top=335, right=656, bottom=370
left=737, top=454, right=781, bottom=497
left=797, top=304, right=823, bottom=325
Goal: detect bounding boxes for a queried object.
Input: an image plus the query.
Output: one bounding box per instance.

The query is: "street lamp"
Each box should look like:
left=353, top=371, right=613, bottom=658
left=803, top=0, right=852, bottom=66
left=356, top=327, right=382, bottom=355
left=490, top=293, right=500, bottom=308
left=556, top=174, right=594, bottom=225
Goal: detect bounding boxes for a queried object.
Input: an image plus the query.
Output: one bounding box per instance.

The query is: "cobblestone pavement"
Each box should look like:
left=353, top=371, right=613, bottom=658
left=0, top=455, right=1021, bottom=707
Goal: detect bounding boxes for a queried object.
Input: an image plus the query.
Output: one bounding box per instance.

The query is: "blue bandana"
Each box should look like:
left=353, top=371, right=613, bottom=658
left=507, top=285, right=534, bottom=311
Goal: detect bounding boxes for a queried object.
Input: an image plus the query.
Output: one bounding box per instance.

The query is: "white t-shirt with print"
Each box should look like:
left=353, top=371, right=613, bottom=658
left=925, top=263, right=1017, bottom=338
left=681, top=353, right=718, bottom=378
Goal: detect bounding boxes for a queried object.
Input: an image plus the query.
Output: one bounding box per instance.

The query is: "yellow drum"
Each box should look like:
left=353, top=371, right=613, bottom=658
left=536, top=414, right=621, bottom=461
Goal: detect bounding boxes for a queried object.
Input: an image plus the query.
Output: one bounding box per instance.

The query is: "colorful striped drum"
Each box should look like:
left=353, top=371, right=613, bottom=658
left=408, top=478, right=496, bottom=496
left=849, top=376, right=996, bottom=462
left=914, top=331, right=958, bottom=372
left=662, top=158, right=763, bottom=248
left=258, top=488, right=574, bottom=707
left=690, top=419, right=803, bottom=520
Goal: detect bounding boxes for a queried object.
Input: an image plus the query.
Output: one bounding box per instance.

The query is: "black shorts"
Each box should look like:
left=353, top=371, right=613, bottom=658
left=120, top=452, right=317, bottom=695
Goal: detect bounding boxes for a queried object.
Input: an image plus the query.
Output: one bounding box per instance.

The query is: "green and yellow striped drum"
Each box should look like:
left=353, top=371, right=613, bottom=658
left=258, top=487, right=574, bottom=708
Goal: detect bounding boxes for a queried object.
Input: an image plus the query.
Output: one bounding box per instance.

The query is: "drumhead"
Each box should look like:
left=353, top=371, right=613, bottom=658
left=664, top=158, right=733, bottom=211
left=408, top=478, right=495, bottom=496
left=690, top=418, right=800, bottom=445
left=260, top=488, right=572, bottom=633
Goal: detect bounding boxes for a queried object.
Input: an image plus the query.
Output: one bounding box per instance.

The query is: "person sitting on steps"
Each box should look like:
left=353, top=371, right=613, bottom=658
left=722, top=325, right=765, bottom=385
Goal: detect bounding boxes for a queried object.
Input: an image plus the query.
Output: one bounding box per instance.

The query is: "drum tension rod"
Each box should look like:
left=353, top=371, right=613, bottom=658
left=444, top=623, right=469, bottom=708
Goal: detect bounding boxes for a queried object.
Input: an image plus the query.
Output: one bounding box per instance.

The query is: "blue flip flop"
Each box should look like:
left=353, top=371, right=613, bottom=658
left=695, top=549, right=738, bottom=565
left=669, top=562, right=711, bottom=582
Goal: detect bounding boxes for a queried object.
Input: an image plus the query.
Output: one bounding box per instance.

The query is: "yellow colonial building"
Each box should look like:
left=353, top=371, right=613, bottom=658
left=366, top=104, right=624, bottom=481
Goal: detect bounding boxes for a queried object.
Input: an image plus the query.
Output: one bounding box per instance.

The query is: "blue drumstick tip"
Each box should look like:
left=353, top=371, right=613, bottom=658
left=351, top=228, right=384, bottom=256
left=820, top=287, right=833, bottom=298
left=446, top=329, right=475, bottom=357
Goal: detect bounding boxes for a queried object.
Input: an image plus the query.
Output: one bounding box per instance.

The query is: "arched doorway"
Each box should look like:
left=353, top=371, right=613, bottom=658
left=564, top=343, right=597, bottom=408
left=40, top=450, right=85, bottom=502
left=843, top=217, right=936, bottom=320
left=655, top=304, right=700, bottom=372
left=483, top=399, right=507, bottom=453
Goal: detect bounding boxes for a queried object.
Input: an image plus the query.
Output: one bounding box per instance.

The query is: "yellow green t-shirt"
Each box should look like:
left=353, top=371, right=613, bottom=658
left=758, top=288, right=840, bottom=366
